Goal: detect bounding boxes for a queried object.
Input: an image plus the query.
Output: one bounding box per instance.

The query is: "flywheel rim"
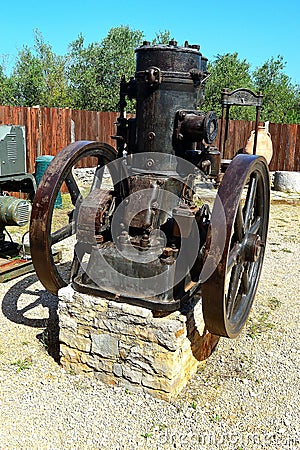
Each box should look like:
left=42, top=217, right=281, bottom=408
left=201, top=154, right=270, bottom=338
left=29, top=141, right=118, bottom=295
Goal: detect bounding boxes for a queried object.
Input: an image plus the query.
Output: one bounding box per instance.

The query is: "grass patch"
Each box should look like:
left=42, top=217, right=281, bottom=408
left=12, top=358, right=32, bottom=372
left=141, top=432, right=153, bottom=439
left=209, top=413, right=220, bottom=423
left=246, top=313, right=275, bottom=339
left=268, top=296, right=281, bottom=310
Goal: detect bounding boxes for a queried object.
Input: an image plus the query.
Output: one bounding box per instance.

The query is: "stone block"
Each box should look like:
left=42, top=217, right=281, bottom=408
left=60, top=329, right=91, bottom=352
left=58, top=286, right=217, bottom=401
left=274, top=171, right=300, bottom=194
left=91, top=332, right=119, bottom=358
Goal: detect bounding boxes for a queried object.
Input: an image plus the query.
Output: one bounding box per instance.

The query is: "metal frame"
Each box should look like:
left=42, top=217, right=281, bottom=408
left=219, top=88, right=263, bottom=159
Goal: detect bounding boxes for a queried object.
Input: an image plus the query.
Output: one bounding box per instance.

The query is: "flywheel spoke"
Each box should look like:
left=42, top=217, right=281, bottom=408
left=235, top=203, right=245, bottom=241
left=226, top=263, right=244, bottom=319
left=244, top=174, right=258, bottom=232
left=249, top=216, right=262, bottom=235
left=227, top=243, right=242, bottom=272
left=241, top=265, right=250, bottom=293
left=51, top=222, right=75, bottom=245
left=91, top=165, right=105, bottom=190
left=65, top=172, right=82, bottom=206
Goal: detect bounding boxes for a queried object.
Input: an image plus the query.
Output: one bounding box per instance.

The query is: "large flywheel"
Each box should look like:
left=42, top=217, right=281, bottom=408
left=29, top=141, right=118, bottom=295
left=201, top=154, right=270, bottom=338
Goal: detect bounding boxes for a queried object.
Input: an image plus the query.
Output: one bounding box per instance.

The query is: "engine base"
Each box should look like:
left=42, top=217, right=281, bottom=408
left=58, top=284, right=219, bottom=401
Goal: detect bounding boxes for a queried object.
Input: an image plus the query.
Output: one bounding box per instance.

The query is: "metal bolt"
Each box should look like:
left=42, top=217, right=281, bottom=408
left=162, top=247, right=173, bottom=258
left=147, top=132, right=155, bottom=141
left=140, top=234, right=150, bottom=248
left=146, top=158, right=155, bottom=167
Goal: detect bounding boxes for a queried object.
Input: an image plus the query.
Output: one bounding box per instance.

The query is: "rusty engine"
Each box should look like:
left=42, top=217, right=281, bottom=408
left=30, top=40, right=270, bottom=340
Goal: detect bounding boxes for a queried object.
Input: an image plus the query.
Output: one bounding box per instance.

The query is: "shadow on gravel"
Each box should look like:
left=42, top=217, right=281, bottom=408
left=1, top=273, right=60, bottom=363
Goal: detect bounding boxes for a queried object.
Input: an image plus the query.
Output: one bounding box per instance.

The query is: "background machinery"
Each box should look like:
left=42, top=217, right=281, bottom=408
left=0, top=125, right=36, bottom=280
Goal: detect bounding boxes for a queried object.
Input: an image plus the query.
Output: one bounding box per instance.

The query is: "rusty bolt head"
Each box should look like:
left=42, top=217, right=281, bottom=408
left=147, top=132, right=156, bottom=141
left=162, top=247, right=173, bottom=258
left=140, top=234, right=150, bottom=248
left=146, top=158, right=155, bottom=167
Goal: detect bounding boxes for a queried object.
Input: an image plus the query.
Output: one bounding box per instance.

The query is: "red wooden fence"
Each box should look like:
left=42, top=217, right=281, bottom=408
left=0, top=105, right=299, bottom=173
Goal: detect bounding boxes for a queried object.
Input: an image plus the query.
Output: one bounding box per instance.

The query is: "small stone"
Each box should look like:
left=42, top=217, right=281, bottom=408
left=250, top=390, right=258, bottom=397
left=113, top=363, right=123, bottom=377
left=274, top=171, right=300, bottom=194
left=122, top=366, right=142, bottom=384
left=91, top=333, right=119, bottom=358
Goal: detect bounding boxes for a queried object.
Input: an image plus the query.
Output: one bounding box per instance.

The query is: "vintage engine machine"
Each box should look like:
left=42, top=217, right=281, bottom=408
left=30, top=41, right=270, bottom=339
left=0, top=125, right=36, bottom=280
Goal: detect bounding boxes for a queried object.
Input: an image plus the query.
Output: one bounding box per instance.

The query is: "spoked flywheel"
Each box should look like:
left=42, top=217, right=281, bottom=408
left=29, top=141, right=118, bottom=295
left=201, top=154, right=270, bottom=338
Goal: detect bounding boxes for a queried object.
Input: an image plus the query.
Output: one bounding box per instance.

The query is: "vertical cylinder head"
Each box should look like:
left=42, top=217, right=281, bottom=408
left=131, top=41, right=209, bottom=170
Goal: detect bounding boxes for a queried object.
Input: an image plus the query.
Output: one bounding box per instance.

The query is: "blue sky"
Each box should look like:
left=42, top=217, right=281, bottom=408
left=1, top=0, right=299, bottom=83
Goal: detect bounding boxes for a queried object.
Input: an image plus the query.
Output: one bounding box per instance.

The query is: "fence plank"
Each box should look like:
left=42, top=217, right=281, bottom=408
left=0, top=105, right=298, bottom=174
left=296, top=124, right=300, bottom=172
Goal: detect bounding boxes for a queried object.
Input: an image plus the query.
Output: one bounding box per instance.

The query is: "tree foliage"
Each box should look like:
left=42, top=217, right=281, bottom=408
left=203, top=53, right=256, bottom=120
left=12, top=30, right=70, bottom=107
left=66, top=34, right=103, bottom=110
left=0, top=26, right=299, bottom=124
left=0, top=66, right=15, bottom=104
left=12, top=45, right=44, bottom=106
left=252, top=56, right=300, bottom=123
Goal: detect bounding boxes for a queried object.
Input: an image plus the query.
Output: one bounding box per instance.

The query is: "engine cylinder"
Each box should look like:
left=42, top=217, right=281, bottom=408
left=131, top=41, right=209, bottom=172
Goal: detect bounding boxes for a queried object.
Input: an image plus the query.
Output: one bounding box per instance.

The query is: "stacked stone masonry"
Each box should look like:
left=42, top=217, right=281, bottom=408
left=58, top=285, right=210, bottom=401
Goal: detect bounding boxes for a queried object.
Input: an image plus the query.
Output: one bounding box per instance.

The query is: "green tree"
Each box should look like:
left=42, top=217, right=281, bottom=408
left=151, top=30, right=171, bottom=45
left=12, top=45, right=44, bottom=106
left=67, top=34, right=103, bottom=110
left=203, top=53, right=256, bottom=120
left=97, top=25, right=143, bottom=111
left=67, top=26, right=144, bottom=111
left=253, top=55, right=300, bottom=123
left=0, top=66, right=15, bottom=105
left=33, top=30, right=70, bottom=107
left=12, top=30, right=70, bottom=107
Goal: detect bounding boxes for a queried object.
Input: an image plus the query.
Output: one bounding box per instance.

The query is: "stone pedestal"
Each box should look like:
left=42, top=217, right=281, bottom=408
left=57, top=286, right=218, bottom=401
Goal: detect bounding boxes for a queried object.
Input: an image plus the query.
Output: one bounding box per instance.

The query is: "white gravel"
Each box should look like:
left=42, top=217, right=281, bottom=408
left=0, top=198, right=299, bottom=450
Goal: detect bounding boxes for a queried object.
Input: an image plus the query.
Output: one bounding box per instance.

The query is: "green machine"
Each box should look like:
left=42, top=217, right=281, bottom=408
left=0, top=125, right=36, bottom=280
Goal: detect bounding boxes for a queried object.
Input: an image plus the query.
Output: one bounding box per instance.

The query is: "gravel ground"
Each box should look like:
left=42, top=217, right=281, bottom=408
left=0, top=196, right=299, bottom=450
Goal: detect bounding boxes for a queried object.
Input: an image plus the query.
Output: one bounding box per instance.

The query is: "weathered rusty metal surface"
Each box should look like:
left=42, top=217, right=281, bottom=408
left=0, top=250, right=61, bottom=283
left=220, top=88, right=263, bottom=158
left=0, top=258, right=34, bottom=282
left=132, top=42, right=208, bottom=158
left=201, top=154, right=270, bottom=338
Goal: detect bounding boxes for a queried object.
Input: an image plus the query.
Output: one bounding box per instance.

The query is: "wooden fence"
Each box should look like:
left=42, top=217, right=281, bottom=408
left=0, top=105, right=299, bottom=173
